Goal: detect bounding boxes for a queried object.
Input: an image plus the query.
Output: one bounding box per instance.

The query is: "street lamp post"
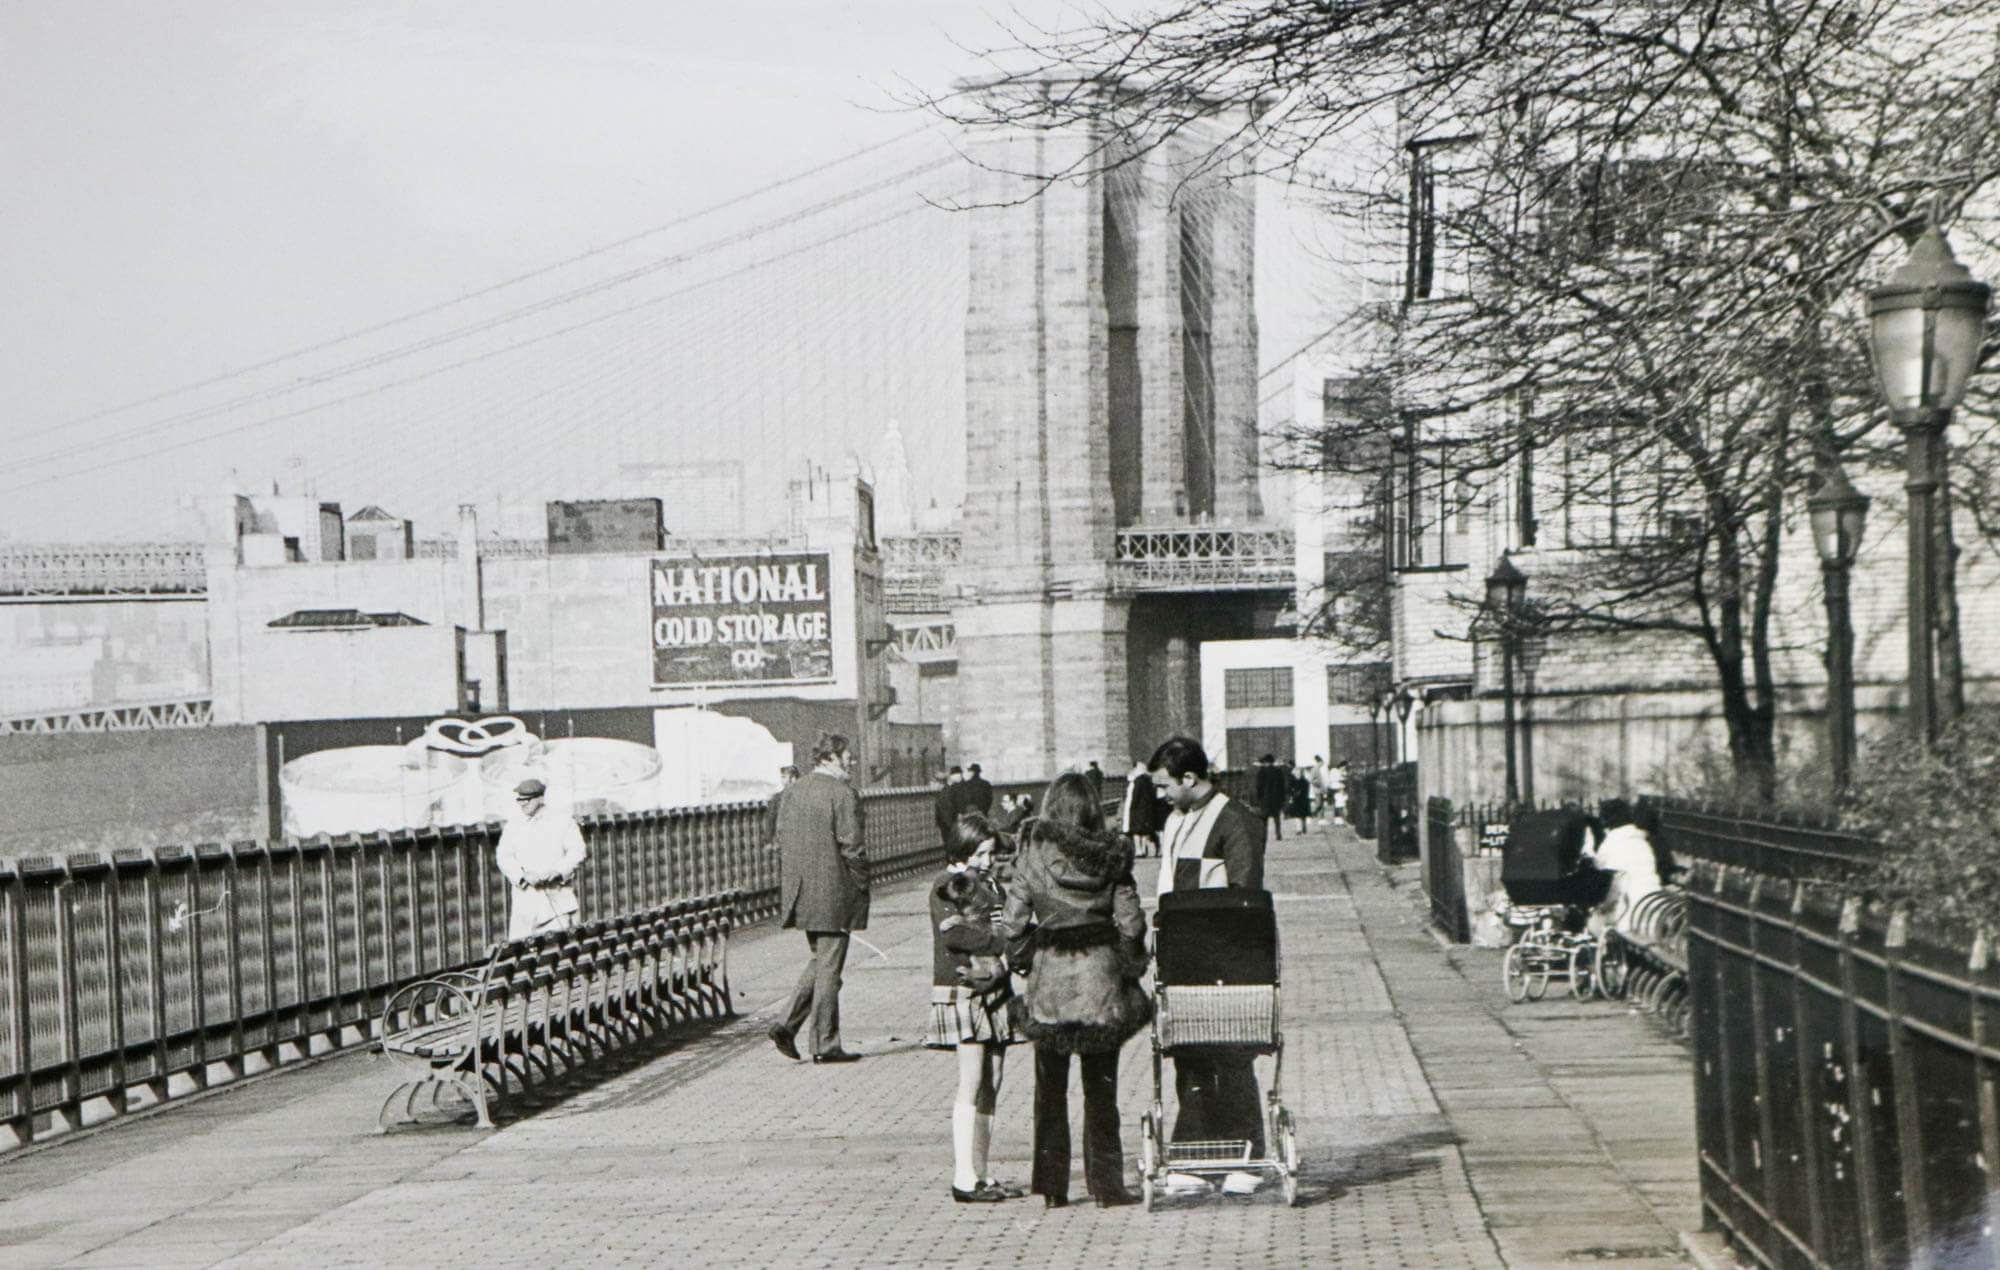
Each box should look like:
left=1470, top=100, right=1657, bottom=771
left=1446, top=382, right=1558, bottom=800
left=1809, top=463, right=1870, bottom=791
left=1486, top=554, right=1528, bottom=809
left=1867, top=225, right=1991, bottom=745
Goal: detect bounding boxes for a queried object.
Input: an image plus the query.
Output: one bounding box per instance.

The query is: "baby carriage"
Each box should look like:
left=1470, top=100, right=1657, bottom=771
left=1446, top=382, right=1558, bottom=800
left=1137, top=889, right=1301, bottom=1209
left=1498, top=808, right=1617, bottom=1001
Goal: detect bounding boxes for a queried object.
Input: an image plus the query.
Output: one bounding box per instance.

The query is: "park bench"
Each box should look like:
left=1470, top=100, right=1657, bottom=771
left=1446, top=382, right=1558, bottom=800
left=1607, top=887, right=1690, bottom=1036
left=374, top=892, right=738, bottom=1130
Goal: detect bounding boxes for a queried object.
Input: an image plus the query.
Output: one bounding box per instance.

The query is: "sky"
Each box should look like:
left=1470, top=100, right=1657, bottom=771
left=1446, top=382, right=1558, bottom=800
left=1, top=2, right=1354, bottom=543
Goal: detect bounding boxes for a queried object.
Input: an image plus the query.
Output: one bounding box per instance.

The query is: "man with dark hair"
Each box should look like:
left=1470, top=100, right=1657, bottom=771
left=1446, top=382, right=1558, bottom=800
left=958, top=762, right=994, bottom=817
left=1147, top=735, right=1269, bottom=1196
left=771, top=733, right=869, bottom=1064
left=1253, top=753, right=1289, bottom=841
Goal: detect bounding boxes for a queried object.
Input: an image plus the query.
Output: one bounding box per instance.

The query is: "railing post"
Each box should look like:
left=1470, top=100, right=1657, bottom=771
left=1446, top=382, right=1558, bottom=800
left=1787, top=884, right=1830, bottom=1260
left=1968, top=931, right=2000, bottom=1270
left=1883, top=909, right=1933, bottom=1269
left=1838, top=896, right=1887, bottom=1270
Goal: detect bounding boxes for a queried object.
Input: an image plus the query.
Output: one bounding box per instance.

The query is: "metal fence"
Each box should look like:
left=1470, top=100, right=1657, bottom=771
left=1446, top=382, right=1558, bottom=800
left=1425, top=797, right=1469, bottom=941
left=1648, top=798, right=1878, bottom=881
left=0, top=781, right=1039, bottom=1150
left=1672, top=807, right=1991, bottom=1269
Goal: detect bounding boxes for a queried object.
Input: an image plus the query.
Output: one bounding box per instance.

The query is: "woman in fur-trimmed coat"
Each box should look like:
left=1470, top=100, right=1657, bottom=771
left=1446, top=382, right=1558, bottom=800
left=999, top=773, right=1150, bottom=1208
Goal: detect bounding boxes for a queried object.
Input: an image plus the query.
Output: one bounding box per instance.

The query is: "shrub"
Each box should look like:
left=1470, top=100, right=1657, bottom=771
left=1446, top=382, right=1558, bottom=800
left=1841, top=707, right=2000, bottom=929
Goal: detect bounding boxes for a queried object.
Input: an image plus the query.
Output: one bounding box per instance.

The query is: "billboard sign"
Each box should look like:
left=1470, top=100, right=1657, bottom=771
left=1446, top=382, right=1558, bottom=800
left=650, top=552, right=837, bottom=688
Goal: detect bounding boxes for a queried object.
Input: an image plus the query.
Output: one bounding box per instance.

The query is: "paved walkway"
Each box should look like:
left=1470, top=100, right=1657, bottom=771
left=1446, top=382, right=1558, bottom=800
left=0, top=825, right=1701, bottom=1268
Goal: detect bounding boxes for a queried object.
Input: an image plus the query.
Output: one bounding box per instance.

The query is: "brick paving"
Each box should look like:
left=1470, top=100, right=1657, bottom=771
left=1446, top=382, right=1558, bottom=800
left=0, top=825, right=1701, bottom=1268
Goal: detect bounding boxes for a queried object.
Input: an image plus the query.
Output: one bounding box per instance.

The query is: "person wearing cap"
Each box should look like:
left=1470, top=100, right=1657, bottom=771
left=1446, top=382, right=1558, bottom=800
left=495, top=778, right=588, bottom=941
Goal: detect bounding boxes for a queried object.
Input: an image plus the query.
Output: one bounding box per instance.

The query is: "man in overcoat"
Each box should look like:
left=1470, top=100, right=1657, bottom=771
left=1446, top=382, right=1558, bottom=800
left=958, top=762, right=994, bottom=817
left=770, top=734, right=869, bottom=1064
left=1149, top=735, right=1270, bottom=1196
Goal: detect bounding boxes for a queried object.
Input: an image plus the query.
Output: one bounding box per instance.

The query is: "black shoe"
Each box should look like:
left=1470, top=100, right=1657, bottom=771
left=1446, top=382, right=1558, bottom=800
left=1095, top=1189, right=1139, bottom=1208
left=811, top=1049, right=862, bottom=1064
left=1043, top=1194, right=1068, bottom=1209
left=952, top=1183, right=1009, bottom=1204
left=768, top=1026, right=800, bottom=1061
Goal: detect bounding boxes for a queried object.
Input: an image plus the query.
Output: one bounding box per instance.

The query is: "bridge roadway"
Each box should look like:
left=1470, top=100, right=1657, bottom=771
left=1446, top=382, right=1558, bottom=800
left=0, top=827, right=1705, bottom=1269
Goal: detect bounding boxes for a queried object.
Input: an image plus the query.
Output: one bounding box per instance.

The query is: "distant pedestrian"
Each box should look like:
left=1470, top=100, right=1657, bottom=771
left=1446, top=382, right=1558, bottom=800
left=1327, top=760, right=1348, bottom=821
left=770, top=733, right=869, bottom=1065
left=1307, top=756, right=1327, bottom=821
left=495, top=778, right=587, bottom=941
left=762, top=764, right=800, bottom=847
left=959, top=763, right=994, bottom=817
left=1084, top=760, right=1105, bottom=804
left=1253, top=754, right=1288, bottom=841
left=1149, top=736, right=1269, bottom=1197
left=929, top=813, right=1023, bottom=1204
left=1286, top=766, right=1314, bottom=834
left=934, top=766, right=964, bottom=851
left=1120, top=759, right=1165, bottom=857
left=1000, top=773, right=1149, bottom=1208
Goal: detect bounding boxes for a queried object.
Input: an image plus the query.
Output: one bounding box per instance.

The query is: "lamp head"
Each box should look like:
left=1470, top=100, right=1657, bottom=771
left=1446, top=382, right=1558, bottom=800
left=1484, top=553, right=1528, bottom=612
left=1807, top=463, right=1870, bottom=566
left=1868, top=225, right=1991, bottom=415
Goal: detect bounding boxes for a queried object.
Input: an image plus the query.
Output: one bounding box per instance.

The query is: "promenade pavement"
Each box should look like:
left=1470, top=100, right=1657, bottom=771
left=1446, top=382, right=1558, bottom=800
left=0, top=823, right=1703, bottom=1269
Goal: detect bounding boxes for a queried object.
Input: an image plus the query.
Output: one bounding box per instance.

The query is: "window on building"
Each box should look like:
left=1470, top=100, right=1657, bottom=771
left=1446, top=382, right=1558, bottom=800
left=1406, top=134, right=1480, bottom=303
left=1536, top=413, right=1699, bottom=549
left=1327, top=662, right=1392, bottom=705
left=1387, top=442, right=1476, bottom=569
left=1224, top=667, right=1294, bottom=710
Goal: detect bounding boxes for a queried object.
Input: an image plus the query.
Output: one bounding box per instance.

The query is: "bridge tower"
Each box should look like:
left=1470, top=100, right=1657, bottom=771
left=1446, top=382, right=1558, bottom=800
left=953, top=105, right=1287, bottom=779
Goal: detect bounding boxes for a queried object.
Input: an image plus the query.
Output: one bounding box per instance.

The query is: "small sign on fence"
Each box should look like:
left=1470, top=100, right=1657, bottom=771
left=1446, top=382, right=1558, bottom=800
left=1478, top=823, right=1509, bottom=855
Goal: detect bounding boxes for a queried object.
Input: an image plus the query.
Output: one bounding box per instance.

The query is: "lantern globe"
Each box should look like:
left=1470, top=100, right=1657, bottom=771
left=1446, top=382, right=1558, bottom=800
left=1484, top=553, right=1527, bottom=612
left=1807, top=465, right=1870, bottom=566
left=1867, top=226, right=1992, bottom=413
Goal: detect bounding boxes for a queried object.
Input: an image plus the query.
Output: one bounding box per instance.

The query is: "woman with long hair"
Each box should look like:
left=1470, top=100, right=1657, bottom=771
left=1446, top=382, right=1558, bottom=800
left=999, top=771, right=1151, bottom=1208
left=927, top=813, right=1022, bottom=1202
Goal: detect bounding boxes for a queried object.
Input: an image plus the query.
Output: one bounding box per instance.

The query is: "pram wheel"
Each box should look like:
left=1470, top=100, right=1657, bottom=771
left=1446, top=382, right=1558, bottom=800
left=1277, top=1108, right=1300, bottom=1206
left=1596, top=936, right=1628, bottom=999
left=1503, top=944, right=1530, bottom=1002
left=1568, top=945, right=1595, bottom=1000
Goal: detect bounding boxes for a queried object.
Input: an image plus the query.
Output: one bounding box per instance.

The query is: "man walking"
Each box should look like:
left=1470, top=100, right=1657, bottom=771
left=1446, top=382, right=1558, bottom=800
left=770, top=734, right=869, bottom=1064
left=1148, top=736, right=1269, bottom=1196
left=934, top=766, right=964, bottom=851
left=958, top=762, right=993, bottom=817
left=1253, top=753, right=1289, bottom=841
left=495, top=778, right=588, bottom=941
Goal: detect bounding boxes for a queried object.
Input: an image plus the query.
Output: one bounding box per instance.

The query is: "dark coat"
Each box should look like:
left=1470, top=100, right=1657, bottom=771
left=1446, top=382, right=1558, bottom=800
left=1121, top=778, right=1165, bottom=837
left=777, top=771, right=869, bottom=932
left=999, top=818, right=1151, bottom=1055
left=1285, top=772, right=1313, bottom=820
left=933, top=783, right=961, bottom=841
left=1253, top=762, right=1288, bottom=817
left=957, top=775, right=994, bottom=816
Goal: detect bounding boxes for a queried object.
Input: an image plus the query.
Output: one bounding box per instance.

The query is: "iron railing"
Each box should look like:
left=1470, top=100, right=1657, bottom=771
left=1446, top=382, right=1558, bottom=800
left=0, top=544, right=208, bottom=597
left=1647, top=798, right=1878, bottom=881
left=0, top=698, right=213, bottom=735
left=881, top=532, right=960, bottom=613
left=1426, top=797, right=1470, bottom=941
left=1667, top=805, right=1987, bottom=1269
left=1112, top=527, right=1295, bottom=592
left=0, top=782, right=1035, bottom=1150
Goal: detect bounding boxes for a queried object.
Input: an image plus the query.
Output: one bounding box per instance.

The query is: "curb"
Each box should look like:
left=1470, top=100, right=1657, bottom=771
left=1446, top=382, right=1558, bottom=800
left=1679, top=1228, right=1744, bottom=1270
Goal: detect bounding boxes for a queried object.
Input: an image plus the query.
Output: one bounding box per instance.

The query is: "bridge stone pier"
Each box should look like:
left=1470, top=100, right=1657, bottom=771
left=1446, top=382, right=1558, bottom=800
left=954, top=101, right=1286, bottom=778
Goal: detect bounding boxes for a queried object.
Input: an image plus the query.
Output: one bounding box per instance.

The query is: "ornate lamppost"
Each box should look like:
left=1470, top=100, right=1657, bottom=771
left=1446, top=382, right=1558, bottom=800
left=1808, top=463, right=1869, bottom=791
left=1485, top=554, right=1528, bottom=808
left=1867, top=225, right=1991, bottom=744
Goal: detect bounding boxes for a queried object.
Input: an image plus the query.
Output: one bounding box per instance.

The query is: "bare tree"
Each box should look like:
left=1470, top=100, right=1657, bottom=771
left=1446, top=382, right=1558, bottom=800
left=936, top=0, right=2000, bottom=793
